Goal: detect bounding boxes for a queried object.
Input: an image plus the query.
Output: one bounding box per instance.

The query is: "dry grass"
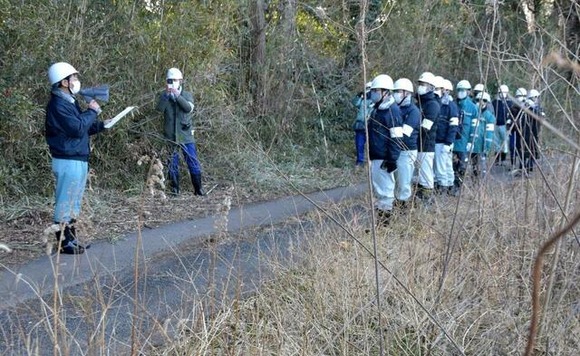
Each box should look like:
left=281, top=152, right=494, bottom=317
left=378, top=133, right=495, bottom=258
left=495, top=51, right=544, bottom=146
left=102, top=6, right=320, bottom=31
left=152, top=159, right=579, bottom=355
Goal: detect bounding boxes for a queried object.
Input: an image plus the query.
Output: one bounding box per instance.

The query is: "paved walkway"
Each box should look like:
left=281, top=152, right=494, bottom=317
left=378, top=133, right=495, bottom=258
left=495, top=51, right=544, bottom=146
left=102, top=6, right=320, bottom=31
left=0, top=184, right=366, bottom=310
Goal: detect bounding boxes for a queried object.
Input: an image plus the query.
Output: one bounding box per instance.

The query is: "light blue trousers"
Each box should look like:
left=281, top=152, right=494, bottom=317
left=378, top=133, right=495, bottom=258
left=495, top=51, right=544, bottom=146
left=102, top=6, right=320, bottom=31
left=417, top=152, right=435, bottom=189
left=396, top=150, right=417, bottom=201
left=494, top=125, right=508, bottom=153
left=371, top=160, right=396, bottom=211
left=434, top=144, right=454, bottom=187
left=52, top=158, right=88, bottom=223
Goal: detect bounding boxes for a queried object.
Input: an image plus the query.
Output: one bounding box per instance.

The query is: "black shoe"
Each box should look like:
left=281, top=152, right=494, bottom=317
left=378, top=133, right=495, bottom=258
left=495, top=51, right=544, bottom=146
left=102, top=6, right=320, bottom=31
left=60, top=239, right=86, bottom=254
left=376, top=209, right=392, bottom=226
left=394, top=200, right=411, bottom=212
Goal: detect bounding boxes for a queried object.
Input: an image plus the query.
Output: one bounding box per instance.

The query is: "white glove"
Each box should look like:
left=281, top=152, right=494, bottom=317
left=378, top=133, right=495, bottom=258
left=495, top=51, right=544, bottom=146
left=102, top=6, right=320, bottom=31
left=443, top=145, right=452, bottom=153
left=466, top=142, right=472, bottom=152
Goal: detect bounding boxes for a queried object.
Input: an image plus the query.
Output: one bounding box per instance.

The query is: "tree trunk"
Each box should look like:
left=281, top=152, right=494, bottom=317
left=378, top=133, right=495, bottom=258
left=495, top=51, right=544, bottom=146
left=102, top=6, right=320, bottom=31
left=250, top=0, right=266, bottom=116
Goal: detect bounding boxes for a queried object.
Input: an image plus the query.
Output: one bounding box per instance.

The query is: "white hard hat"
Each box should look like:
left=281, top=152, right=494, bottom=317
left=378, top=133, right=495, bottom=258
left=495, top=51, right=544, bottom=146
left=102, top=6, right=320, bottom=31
left=433, top=75, right=445, bottom=89
left=515, top=88, right=527, bottom=97
left=456, top=80, right=471, bottom=90
left=48, top=62, right=79, bottom=85
left=370, top=74, right=394, bottom=90
left=417, top=72, right=437, bottom=87
left=475, top=92, right=491, bottom=102
left=528, top=89, right=540, bottom=98
left=443, top=79, right=454, bottom=91
left=166, top=67, right=183, bottom=80
left=499, top=84, right=509, bottom=93
left=393, top=78, right=414, bottom=93
left=473, top=83, right=485, bottom=92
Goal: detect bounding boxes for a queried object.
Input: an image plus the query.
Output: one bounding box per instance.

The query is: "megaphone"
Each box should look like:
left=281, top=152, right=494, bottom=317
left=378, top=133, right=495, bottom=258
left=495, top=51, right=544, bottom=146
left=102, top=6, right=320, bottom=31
left=78, top=85, right=109, bottom=103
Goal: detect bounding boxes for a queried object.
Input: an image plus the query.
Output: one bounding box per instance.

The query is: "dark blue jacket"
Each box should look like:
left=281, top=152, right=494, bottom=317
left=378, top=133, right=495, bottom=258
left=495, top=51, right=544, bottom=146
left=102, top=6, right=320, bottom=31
left=416, top=91, right=441, bottom=152
left=399, top=102, right=420, bottom=151
left=435, top=96, right=460, bottom=145
left=45, top=91, right=104, bottom=161
left=367, top=101, right=403, bottom=165
left=492, top=97, right=513, bottom=126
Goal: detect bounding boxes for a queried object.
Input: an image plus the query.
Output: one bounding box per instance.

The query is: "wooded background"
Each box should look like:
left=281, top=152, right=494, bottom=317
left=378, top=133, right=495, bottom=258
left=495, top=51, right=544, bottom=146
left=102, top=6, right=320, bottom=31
left=0, top=0, right=578, bottom=199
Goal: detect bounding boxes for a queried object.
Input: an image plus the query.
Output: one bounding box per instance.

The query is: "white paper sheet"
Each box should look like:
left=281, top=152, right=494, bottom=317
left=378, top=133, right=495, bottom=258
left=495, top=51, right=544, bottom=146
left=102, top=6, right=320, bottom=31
left=104, top=106, right=136, bottom=129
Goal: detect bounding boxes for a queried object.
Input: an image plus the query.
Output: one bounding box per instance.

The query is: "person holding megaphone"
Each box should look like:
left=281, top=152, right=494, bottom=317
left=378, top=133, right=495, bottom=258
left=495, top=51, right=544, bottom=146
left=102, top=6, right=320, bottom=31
left=45, top=62, right=112, bottom=254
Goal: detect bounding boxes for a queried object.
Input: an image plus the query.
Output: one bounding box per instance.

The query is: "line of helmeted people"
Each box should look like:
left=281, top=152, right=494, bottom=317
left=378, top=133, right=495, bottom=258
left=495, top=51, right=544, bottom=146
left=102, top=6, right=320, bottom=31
left=351, top=72, right=544, bottom=224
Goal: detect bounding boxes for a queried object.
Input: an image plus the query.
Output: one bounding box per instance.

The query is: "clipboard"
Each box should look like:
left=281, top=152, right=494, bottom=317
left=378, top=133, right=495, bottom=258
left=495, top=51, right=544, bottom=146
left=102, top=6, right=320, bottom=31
left=104, top=106, right=136, bottom=129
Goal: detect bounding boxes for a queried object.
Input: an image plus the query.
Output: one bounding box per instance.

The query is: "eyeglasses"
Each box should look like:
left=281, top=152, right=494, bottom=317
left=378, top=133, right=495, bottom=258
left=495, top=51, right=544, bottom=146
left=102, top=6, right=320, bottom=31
left=166, top=79, right=176, bottom=84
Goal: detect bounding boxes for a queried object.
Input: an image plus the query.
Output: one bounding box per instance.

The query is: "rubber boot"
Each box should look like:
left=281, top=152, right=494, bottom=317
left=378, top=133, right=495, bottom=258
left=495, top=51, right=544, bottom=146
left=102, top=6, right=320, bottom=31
left=55, top=224, right=85, bottom=254
left=191, top=173, right=204, bottom=196
left=169, top=175, right=180, bottom=196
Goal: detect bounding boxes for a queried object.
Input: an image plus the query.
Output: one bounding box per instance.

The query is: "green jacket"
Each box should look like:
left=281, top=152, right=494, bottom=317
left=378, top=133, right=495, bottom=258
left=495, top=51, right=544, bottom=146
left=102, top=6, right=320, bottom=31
left=156, top=89, right=195, bottom=144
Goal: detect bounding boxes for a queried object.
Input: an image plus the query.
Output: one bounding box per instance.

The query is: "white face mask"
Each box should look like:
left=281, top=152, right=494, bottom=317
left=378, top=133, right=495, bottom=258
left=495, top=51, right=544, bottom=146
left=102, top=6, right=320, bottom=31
left=393, top=92, right=404, bottom=104
left=500, top=92, right=508, bottom=99
left=417, top=85, right=429, bottom=95
left=69, top=80, right=81, bottom=95
left=434, top=89, right=442, bottom=97
left=457, top=91, right=467, bottom=100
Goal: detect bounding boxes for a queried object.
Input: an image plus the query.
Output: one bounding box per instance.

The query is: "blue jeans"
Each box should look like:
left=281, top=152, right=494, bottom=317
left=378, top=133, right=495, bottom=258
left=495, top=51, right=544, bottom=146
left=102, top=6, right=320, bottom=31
left=168, top=143, right=202, bottom=183
left=52, top=158, right=88, bottom=223
left=354, top=130, right=366, bottom=165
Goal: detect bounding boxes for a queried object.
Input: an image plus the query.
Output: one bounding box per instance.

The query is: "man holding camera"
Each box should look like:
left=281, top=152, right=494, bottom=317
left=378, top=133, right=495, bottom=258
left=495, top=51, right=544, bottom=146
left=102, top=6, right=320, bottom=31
left=156, top=67, right=204, bottom=196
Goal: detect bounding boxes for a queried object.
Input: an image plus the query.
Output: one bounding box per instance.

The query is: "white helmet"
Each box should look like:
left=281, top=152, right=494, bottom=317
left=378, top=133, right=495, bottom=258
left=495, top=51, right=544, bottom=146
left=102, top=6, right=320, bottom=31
left=370, top=74, right=394, bottom=90
left=433, top=75, right=445, bottom=89
left=499, top=84, right=509, bottom=93
left=528, top=89, right=540, bottom=98
left=393, top=78, right=414, bottom=93
left=48, top=62, right=79, bottom=85
left=166, top=67, right=183, bottom=80
left=417, top=71, right=437, bottom=87
left=515, top=88, right=527, bottom=97
left=475, top=92, right=491, bottom=102
left=456, top=80, right=471, bottom=90
left=443, top=79, right=454, bottom=91
left=473, top=83, right=485, bottom=92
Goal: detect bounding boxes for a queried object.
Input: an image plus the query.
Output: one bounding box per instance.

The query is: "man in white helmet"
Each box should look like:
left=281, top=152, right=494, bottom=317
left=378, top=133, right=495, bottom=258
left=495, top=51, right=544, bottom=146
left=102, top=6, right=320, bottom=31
left=451, top=79, right=477, bottom=195
left=45, top=62, right=110, bottom=254
left=509, top=88, right=541, bottom=176
left=393, top=78, right=420, bottom=209
left=434, top=78, right=460, bottom=194
left=491, top=84, right=513, bottom=165
left=367, top=74, right=404, bottom=225
left=156, top=67, right=204, bottom=196
left=469, top=92, right=496, bottom=178
left=415, top=71, right=441, bottom=203
left=509, top=88, right=528, bottom=168
left=472, top=83, right=495, bottom=115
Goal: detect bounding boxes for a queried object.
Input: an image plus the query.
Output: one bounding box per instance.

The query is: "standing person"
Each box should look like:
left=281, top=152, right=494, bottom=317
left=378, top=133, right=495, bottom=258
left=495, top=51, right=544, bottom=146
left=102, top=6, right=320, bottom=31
left=451, top=80, right=477, bottom=196
left=434, top=78, right=460, bottom=194
left=491, top=84, right=513, bottom=165
left=526, top=89, right=543, bottom=172
left=473, top=83, right=495, bottom=115
left=510, top=89, right=541, bottom=176
left=509, top=88, right=528, bottom=168
left=45, top=62, right=109, bottom=254
left=156, top=67, right=204, bottom=196
left=393, top=78, right=420, bottom=209
left=469, top=92, right=496, bottom=178
left=351, top=82, right=372, bottom=167
left=367, top=74, right=403, bottom=225
left=415, top=71, right=441, bottom=203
